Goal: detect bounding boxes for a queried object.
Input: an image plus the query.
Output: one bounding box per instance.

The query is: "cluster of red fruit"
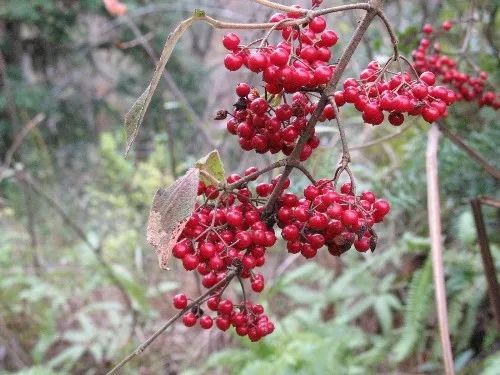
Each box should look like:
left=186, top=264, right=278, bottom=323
left=413, top=22, right=499, bottom=109
left=177, top=295, right=274, bottom=342
left=170, top=171, right=279, bottom=341
left=336, top=60, right=455, bottom=125
left=223, top=14, right=338, bottom=93
left=276, top=180, right=390, bottom=257
left=225, top=84, right=321, bottom=160
left=220, top=12, right=340, bottom=159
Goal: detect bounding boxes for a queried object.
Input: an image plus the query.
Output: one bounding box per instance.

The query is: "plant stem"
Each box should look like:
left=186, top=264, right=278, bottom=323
left=436, top=121, right=500, bottom=180
left=425, top=125, right=455, bottom=375
left=106, top=271, right=236, bottom=375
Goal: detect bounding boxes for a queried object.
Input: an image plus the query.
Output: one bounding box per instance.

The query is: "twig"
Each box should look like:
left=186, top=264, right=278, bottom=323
left=436, top=122, right=500, bottom=180
left=15, top=171, right=138, bottom=328
left=470, top=198, right=500, bottom=329
left=425, top=125, right=455, bottom=375
left=329, top=98, right=350, bottom=165
left=349, top=122, right=413, bottom=150
left=289, top=162, right=316, bottom=183
left=106, top=271, right=236, bottom=374
left=4, top=113, right=46, bottom=167
left=251, top=0, right=308, bottom=14
left=226, top=158, right=288, bottom=189
left=376, top=10, right=399, bottom=57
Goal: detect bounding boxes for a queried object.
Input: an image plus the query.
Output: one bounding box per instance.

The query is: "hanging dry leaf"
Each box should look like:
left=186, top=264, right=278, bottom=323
left=147, top=168, right=199, bottom=269
left=124, top=15, right=199, bottom=154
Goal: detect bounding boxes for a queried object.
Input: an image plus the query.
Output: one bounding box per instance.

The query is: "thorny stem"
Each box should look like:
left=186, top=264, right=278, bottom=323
left=106, top=271, right=237, bottom=375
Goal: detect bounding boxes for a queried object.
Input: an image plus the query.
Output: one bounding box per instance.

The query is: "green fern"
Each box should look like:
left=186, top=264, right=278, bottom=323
left=392, top=258, right=433, bottom=361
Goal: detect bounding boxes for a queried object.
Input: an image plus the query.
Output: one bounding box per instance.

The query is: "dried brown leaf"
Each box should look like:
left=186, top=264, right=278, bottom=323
left=147, top=168, right=199, bottom=269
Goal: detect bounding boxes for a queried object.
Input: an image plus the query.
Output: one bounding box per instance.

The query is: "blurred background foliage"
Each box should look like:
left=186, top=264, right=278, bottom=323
left=0, top=0, right=499, bottom=374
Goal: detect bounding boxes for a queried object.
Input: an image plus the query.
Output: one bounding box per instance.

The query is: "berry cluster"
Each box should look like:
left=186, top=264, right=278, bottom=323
left=178, top=296, right=274, bottom=342
left=413, top=22, right=499, bottom=109
left=223, top=14, right=338, bottom=92
left=336, top=60, right=456, bottom=125
left=225, top=85, right=321, bottom=160
left=220, top=12, right=340, bottom=159
left=170, top=170, right=280, bottom=341
left=276, top=180, right=390, bottom=257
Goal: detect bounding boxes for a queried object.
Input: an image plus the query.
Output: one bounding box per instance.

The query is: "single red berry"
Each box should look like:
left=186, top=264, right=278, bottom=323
left=308, top=213, right=328, bottom=230
left=419, top=71, right=436, bottom=86
left=309, top=16, right=327, bottom=33
left=422, top=24, right=433, bottom=34
left=222, top=33, right=240, bottom=50
left=200, top=315, right=213, bottom=329
left=341, top=209, right=359, bottom=226
left=173, top=293, right=188, bottom=309
left=216, top=317, right=231, bottom=331
left=442, top=20, right=452, bottom=31
left=182, top=254, right=200, bottom=271
left=354, top=238, right=370, bottom=252
left=236, top=82, right=251, bottom=97
left=218, top=299, right=234, bottom=315
left=224, top=54, right=243, bottom=71
left=183, top=312, right=197, bottom=327
left=320, top=30, right=338, bottom=47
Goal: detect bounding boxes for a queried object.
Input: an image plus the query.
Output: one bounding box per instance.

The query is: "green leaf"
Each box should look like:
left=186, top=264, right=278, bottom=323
left=147, top=168, right=199, bottom=269
left=195, top=150, right=225, bottom=184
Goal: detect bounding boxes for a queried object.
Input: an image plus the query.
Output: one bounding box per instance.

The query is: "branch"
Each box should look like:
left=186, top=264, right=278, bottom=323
left=425, top=125, right=455, bottom=375
left=4, top=113, right=45, bottom=167
left=470, top=198, right=500, bottom=330
left=436, top=122, right=500, bottom=180
left=106, top=271, right=237, bottom=374
left=251, top=0, right=308, bottom=14
left=349, top=122, right=413, bottom=150
left=15, top=171, right=138, bottom=325
left=263, top=3, right=380, bottom=217
left=376, top=10, right=399, bottom=57
left=226, top=158, right=288, bottom=190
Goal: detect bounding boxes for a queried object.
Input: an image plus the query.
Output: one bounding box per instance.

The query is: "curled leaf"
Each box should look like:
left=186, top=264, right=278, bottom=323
left=147, top=168, right=199, bottom=269
left=195, top=150, right=225, bottom=185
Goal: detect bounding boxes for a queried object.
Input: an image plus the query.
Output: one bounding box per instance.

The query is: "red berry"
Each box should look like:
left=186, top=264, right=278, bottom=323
left=216, top=317, right=231, bottom=331
left=183, top=312, right=197, bottom=327
left=222, top=33, right=240, bottom=50
left=341, top=209, right=359, bottom=226
left=442, top=20, right=452, bottom=31
left=224, top=54, right=243, bottom=71
left=420, top=71, right=436, bottom=86
left=308, top=213, right=328, bottom=230
left=182, top=254, right=199, bottom=270
left=173, top=293, right=188, bottom=309
left=309, top=16, right=327, bottom=33
left=236, top=83, right=251, bottom=97
left=200, top=315, right=213, bottom=329
left=422, top=24, right=433, bottom=34
left=320, top=30, right=338, bottom=47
